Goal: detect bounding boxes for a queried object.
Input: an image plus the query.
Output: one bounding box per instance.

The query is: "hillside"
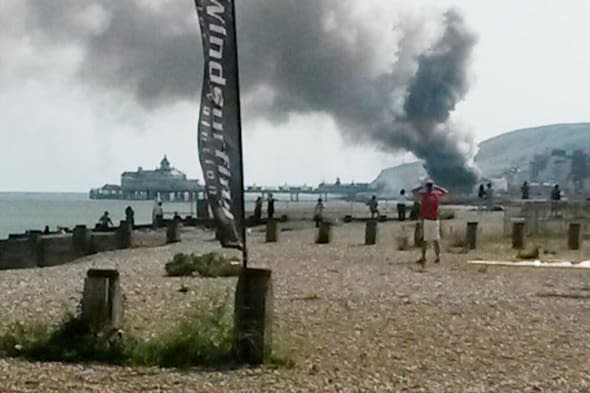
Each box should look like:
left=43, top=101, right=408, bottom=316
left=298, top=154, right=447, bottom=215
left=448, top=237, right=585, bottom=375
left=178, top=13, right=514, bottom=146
left=475, top=123, right=590, bottom=177
left=372, top=123, right=590, bottom=194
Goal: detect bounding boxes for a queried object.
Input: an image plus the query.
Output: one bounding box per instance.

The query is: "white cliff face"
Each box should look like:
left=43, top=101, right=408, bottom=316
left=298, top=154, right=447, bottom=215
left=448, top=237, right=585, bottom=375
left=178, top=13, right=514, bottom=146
left=371, top=123, right=590, bottom=197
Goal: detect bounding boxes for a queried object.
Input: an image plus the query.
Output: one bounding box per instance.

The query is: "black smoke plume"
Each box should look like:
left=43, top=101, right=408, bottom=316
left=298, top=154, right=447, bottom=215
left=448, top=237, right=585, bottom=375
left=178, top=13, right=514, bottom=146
left=10, top=0, right=480, bottom=188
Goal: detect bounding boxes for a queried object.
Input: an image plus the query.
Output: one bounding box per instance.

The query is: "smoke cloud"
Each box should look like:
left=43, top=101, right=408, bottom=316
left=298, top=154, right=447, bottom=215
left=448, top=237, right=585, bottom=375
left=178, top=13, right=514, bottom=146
left=11, top=0, right=479, bottom=188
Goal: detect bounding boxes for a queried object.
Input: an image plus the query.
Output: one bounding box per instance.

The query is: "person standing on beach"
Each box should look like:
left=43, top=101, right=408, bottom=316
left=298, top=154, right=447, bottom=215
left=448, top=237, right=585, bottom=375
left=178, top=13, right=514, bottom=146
left=398, top=189, right=409, bottom=221
left=152, top=201, right=164, bottom=227
left=254, top=197, right=263, bottom=223
left=412, top=180, right=448, bottom=266
left=267, top=193, right=276, bottom=220
left=367, top=195, right=379, bottom=219
left=125, top=206, right=135, bottom=228
left=313, top=198, right=325, bottom=228
left=97, top=211, right=113, bottom=230
left=485, top=183, right=494, bottom=211
left=550, top=184, right=561, bottom=216
left=521, top=181, right=530, bottom=200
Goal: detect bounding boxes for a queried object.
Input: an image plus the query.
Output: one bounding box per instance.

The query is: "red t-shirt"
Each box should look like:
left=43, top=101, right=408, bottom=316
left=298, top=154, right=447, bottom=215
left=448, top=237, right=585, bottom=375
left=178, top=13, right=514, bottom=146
left=419, top=190, right=444, bottom=220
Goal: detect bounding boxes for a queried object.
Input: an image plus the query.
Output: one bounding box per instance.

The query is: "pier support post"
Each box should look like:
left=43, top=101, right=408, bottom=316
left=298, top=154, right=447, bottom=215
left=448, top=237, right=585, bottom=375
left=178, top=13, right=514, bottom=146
left=81, top=268, right=123, bottom=330
left=316, top=222, right=332, bottom=244
left=512, top=220, right=525, bottom=249
left=365, top=220, right=377, bottom=245
left=568, top=223, right=582, bottom=250
left=466, top=222, right=478, bottom=250
left=234, top=268, right=273, bottom=365
left=265, top=220, right=278, bottom=243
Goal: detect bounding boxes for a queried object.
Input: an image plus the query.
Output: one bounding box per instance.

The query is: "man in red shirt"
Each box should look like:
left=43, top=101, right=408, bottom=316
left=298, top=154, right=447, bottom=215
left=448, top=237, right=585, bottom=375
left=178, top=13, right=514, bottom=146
left=412, top=180, right=448, bottom=266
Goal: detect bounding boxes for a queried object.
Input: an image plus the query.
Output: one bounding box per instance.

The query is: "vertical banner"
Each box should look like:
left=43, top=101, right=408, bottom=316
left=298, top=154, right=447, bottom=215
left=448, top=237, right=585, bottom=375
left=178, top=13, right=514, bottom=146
left=195, top=0, right=245, bottom=249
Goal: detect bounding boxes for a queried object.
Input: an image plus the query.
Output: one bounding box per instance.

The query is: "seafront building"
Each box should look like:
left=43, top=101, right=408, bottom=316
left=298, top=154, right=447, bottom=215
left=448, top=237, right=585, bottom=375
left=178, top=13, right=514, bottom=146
left=90, top=156, right=204, bottom=201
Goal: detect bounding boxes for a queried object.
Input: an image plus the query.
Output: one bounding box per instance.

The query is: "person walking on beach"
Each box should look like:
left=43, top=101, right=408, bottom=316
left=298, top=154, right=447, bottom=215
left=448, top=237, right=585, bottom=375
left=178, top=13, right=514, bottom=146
left=477, top=183, right=486, bottom=210
left=398, top=189, right=409, bottom=221
left=550, top=184, right=561, bottom=216
left=97, top=211, right=113, bottom=230
left=367, top=195, right=379, bottom=219
left=125, top=206, right=135, bottom=228
left=485, top=183, right=494, bottom=211
left=254, top=196, right=263, bottom=223
left=412, top=180, right=448, bottom=266
left=313, top=198, right=325, bottom=228
left=267, top=193, right=276, bottom=220
left=152, top=201, right=164, bottom=227
left=521, top=181, right=530, bottom=200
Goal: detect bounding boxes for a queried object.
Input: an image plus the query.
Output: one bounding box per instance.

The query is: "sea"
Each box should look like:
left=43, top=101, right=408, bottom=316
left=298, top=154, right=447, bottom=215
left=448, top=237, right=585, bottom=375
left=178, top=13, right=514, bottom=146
left=0, top=192, right=336, bottom=240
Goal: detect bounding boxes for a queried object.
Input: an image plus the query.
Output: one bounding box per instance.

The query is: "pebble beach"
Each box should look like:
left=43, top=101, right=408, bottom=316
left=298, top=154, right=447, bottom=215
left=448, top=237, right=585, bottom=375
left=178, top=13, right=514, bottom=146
left=1, top=208, right=590, bottom=392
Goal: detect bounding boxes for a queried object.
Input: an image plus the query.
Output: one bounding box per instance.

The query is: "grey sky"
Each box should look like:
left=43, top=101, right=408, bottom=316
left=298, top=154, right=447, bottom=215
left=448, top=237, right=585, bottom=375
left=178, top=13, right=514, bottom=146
left=1, top=0, right=589, bottom=192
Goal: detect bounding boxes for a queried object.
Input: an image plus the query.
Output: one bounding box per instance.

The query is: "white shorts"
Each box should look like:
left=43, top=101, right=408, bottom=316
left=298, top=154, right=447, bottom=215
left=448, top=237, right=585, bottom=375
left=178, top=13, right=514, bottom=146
left=422, top=219, right=440, bottom=242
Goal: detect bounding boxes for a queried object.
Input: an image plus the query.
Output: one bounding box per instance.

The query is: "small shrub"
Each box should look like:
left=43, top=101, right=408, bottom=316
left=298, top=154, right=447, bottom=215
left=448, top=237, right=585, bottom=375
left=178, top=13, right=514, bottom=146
left=439, top=209, right=455, bottom=220
left=0, top=313, right=128, bottom=364
left=166, top=252, right=241, bottom=278
left=165, top=253, right=197, bottom=277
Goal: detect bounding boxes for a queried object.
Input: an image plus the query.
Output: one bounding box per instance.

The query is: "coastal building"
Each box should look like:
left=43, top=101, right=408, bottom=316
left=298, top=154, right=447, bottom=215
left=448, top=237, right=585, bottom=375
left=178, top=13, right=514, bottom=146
left=90, top=156, right=204, bottom=201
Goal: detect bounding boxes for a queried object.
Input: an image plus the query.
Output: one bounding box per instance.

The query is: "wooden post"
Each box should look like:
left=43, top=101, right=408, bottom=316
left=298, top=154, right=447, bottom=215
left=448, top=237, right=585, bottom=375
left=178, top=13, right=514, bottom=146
left=197, top=199, right=210, bottom=219
left=166, top=221, right=181, bottom=244
left=116, top=220, right=132, bottom=249
left=73, top=225, right=91, bottom=255
left=466, top=222, right=478, bottom=250
left=365, top=220, right=377, bottom=245
left=568, top=223, right=582, bottom=250
left=81, top=268, right=123, bottom=330
left=265, top=220, right=278, bottom=243
left=512, top=221, right=525, bottom=249
left=234, top=268, right=273, bottom=365
left=316, top=222, right=332, bottom=244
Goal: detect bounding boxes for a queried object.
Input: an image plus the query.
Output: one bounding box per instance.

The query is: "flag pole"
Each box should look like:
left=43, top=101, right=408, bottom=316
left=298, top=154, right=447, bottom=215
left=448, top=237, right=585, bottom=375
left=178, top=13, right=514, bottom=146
left=230, top=1, right=248, bottom=269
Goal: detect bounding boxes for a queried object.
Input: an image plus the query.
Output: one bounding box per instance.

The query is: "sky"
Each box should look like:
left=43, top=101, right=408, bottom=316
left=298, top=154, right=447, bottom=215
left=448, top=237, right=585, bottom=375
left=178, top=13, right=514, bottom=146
left=1, top=0, right=589, bottom=192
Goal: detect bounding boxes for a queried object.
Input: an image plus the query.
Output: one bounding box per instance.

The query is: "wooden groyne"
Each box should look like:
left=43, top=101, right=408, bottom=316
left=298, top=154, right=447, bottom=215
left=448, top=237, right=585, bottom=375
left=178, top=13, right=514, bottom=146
left=0, top=217, right=214, bottom=271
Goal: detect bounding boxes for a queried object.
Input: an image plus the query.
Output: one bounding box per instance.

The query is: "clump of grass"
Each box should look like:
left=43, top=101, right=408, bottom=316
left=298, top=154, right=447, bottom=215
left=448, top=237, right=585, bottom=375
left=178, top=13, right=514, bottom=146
left=165, top=253, right=197, bottom=276
left=132, top=295, right=235, bottom=368
left=0, top=313, right=128, bottom=364
left=165, top=252, right=241, bottom=278
left=0, top=295, right=293, bottom=369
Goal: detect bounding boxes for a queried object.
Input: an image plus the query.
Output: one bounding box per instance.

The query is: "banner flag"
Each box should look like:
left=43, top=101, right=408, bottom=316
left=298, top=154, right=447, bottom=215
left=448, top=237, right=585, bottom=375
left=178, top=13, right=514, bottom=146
left=195, top=0, right=245, bottom=249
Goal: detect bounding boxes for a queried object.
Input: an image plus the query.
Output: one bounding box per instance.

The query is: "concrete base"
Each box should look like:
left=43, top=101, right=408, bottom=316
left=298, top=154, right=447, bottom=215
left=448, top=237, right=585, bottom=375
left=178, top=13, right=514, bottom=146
left=266, top=220, right=279, bottom=243
left=234, top=267, right=273, bottom=365
left=316, top=222, right=332, bottom=244
left=365, top=220, right=377, bottom=245
left=81, top=268, right=123, bottom=330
